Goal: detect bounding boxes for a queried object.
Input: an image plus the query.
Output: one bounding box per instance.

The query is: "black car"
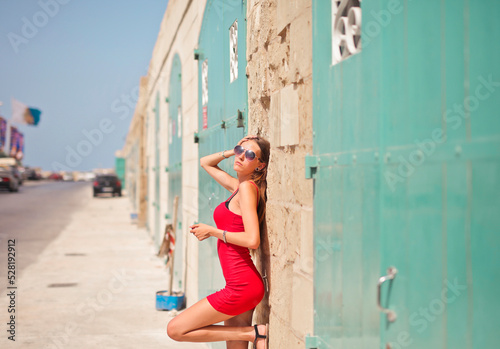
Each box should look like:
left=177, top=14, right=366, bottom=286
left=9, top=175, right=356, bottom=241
left=93, top=174, right=122, bottom=197
left=25, top=167, right=42, bottom=180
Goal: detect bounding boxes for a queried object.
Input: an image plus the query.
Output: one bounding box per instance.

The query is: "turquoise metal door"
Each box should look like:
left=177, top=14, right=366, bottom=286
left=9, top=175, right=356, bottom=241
left=379, top=1, right=500, bottom=348
left=310, top=1, right=381, bottom=347
left=115, top=157, right=125, bottom=186
left=197, top=0, right=248, bottom=308
left=168, top=54, right=184, bottom=291
left=310, top=1, right=500, bottom=348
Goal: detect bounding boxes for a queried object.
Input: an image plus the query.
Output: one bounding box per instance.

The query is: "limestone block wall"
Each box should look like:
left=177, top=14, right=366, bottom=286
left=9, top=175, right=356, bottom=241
left=143, top=0, right=207, bottom=307
left=145, top=94, right=155, bottom=238
left=246, top=0, right=314, bottom=348
left=137, top=76, right=148, bottom=229
left=122, top=76, right=148, bottom=227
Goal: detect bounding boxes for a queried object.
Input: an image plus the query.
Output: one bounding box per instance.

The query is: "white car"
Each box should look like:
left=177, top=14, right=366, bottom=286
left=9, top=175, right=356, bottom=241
left=62, top=173, right=74, bottom=181
left=0, top=165, right=20, bottom=192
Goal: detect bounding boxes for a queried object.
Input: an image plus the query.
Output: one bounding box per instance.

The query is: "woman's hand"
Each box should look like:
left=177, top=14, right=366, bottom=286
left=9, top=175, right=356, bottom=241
left=223, top=135, right=259, bottom=157
left=189, top=223, right=214, bottom=241
left=237, top=135, right=259, bottom=146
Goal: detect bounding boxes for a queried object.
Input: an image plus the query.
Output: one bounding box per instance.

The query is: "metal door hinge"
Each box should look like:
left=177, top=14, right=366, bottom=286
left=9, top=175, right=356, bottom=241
left=305, top=154, right=320, bottom=179
left=305, top=335, right=319, bottom=348
left=237, top=109, right=244, bottom=128
left=194, top=49, right=202, bottom=60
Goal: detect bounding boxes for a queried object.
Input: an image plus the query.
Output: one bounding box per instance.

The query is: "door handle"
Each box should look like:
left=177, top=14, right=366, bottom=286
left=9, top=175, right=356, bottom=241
left=377, top=266, right=397, bottom=322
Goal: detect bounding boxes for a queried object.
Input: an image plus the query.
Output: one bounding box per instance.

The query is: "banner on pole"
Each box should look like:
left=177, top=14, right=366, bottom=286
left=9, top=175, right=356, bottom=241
left=0, top=116, right=6, bottom=154
left=17, top=132, right=24, bottom=160
left=8, top=126, right=24, bottom=160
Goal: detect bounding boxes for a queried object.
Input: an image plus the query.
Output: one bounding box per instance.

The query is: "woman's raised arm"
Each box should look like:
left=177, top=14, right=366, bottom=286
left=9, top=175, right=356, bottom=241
left=200, top=149, right=239, bottom=193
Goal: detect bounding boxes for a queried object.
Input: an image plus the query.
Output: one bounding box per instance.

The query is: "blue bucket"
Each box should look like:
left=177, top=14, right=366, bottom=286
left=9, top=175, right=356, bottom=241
left=156, top=290, right=185, bottom=311
left=130, top=213, right=138, bottom=223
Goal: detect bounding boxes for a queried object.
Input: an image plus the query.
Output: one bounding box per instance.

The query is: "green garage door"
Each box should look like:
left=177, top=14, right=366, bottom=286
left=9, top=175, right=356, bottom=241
left=309, top=1, right=500, bottom=348
left=197, top=0, right=248, bottom=310
left=168, top=54, right=184, bottom=292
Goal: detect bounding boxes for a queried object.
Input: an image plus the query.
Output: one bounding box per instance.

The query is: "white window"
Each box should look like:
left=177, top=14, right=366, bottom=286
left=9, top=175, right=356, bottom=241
left=229, top=19, right=238, bottom=83
left=332, top=0, right=362, bottom=65
left=168, top=116, right=173, bottom=144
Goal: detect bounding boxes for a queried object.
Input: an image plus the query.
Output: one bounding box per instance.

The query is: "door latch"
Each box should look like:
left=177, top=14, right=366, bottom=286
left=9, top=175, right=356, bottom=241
left=377, top=266, right=398, bottom=322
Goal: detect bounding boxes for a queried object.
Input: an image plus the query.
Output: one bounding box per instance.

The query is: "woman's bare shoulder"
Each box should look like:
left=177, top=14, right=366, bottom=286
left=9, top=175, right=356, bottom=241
left=238, top=180, right=259, bottom=195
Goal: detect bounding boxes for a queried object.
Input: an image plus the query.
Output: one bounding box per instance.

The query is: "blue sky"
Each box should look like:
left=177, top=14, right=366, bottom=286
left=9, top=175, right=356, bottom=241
left=0, top=0, right=167, bottom=171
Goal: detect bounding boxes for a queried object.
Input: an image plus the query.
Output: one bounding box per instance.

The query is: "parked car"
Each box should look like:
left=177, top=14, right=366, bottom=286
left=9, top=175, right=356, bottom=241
left=0, top=165, right=20, bottom=192
left=0, top=158, right=23, bottom=185
left=25, top=167, right=42, bottom=180
left=48, top=173, right=63, bottom=181
left=10, top=166, right=23, bottom=185
left=62, top=172, right=74, bottom=181
left=93, top=174, right=122, bottom=197
left=83, top=171, right=96, bottom=182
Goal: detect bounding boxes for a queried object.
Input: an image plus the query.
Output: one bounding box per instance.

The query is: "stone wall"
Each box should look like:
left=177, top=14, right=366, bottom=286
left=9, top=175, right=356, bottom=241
left=246, top=1, right=314, bottom=348
left=122, top=75, right=148, bottom=227
left=143, top=0, right=207, bottom=307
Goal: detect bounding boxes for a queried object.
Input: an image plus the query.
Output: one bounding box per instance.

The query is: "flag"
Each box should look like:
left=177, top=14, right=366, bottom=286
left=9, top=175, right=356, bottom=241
left=11, top=98, right=41, bottom=126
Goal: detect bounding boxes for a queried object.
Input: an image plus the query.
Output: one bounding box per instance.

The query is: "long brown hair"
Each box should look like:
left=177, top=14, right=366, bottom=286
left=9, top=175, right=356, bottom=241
left=247, top=137, right=270, bottom=233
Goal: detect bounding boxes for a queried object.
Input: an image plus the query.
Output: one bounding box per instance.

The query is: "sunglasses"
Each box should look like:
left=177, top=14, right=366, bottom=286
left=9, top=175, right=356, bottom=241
left=234, top=145, right=262, bottom=162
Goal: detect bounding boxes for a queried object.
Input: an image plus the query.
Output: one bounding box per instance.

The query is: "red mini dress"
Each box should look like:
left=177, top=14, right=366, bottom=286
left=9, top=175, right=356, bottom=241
left=206, top=181, right=265, bottom=316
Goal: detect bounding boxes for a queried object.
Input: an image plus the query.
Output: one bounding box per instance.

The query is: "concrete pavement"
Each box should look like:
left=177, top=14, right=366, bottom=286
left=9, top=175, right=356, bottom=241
left=0, top=191, right=208, bottom=348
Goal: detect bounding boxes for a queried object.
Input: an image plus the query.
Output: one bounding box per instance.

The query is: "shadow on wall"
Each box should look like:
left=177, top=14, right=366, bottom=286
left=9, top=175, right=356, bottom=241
left=254, top=221, right=271, bottom=324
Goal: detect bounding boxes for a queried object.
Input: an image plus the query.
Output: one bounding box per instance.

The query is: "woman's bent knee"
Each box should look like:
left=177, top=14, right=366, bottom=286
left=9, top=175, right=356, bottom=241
left=166, top=319, right=184, bottom=341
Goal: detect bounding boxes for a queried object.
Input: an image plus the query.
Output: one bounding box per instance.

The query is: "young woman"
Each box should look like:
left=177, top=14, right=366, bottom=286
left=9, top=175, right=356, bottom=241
left=167, top=135, right=270, bottom=349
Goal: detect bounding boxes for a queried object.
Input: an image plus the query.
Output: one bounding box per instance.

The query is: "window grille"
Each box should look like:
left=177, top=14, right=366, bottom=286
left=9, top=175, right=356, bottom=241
left=332, top=0, right=362, bottom=65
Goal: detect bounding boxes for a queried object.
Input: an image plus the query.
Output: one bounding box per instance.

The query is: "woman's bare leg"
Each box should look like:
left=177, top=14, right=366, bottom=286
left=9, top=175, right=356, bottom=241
left=167, top=298, right=266, bottom=345
left=224, top=308, right=254, bottom=349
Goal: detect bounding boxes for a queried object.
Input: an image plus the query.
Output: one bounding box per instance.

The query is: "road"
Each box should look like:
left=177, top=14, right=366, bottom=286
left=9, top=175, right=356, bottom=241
left=0, top=180, right=91, bottom=293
